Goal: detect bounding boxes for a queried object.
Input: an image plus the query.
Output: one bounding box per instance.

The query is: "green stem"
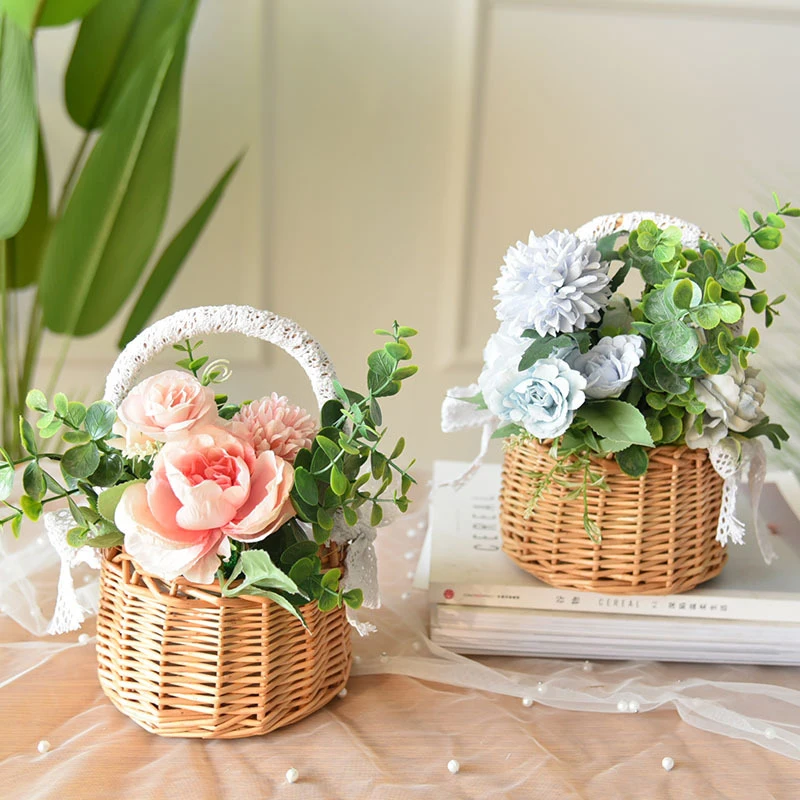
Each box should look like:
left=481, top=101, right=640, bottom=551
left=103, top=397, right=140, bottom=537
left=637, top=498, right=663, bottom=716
left=45, top=335, right=71, bottom=398
left=17, top=290, right=43, bottom=416
left=0, top=487, right=78, bottom=525
left=55, top=131, right=92, bottom=218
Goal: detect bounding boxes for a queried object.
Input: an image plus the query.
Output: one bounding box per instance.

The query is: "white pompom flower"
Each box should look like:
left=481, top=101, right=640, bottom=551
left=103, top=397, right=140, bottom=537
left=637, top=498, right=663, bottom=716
left=570, top=335, right=645, bottom=399
left=494, top=230, right=612, bottom=338
left=479, top=355, right=586, bottom=440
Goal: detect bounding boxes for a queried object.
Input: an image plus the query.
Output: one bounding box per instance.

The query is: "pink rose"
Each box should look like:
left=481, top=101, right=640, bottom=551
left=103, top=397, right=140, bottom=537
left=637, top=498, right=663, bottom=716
left=230, top=393, right=317, bottom=462
left=112, top=370, right=218, bottom=454
left=116, top=426, right=296, bottom=583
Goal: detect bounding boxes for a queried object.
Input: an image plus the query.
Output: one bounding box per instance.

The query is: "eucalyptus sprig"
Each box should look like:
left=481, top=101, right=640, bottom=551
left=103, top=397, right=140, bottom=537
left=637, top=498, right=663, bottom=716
left=290, top=322, right=418, bottom=544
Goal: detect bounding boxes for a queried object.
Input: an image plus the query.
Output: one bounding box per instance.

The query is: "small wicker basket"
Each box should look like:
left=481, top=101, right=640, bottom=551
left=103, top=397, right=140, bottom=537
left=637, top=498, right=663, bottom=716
left=96, top=306, right=352, bottom=738
left=499, top=212, right=727, bottom=596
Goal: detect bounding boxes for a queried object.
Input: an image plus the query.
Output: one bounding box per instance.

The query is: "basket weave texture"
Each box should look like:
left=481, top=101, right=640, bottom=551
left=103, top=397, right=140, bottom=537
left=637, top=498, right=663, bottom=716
left=500, top=440, right=726, bottom=595
left=97, top=546, right=351, bottom=739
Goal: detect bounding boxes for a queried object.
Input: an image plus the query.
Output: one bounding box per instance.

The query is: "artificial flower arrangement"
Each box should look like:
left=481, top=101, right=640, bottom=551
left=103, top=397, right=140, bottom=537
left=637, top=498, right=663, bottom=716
left=449, top=201, right=796, bottom=595
left=0, top=321, right=417, bottom=623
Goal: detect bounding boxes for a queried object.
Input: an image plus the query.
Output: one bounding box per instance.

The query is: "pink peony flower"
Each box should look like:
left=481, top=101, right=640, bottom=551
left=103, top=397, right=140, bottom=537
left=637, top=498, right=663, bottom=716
left=116, top=425, right=296, bottom=583
left=230, top=393, right=317, bottom=462
left=112, top=370, right=218, bottom=455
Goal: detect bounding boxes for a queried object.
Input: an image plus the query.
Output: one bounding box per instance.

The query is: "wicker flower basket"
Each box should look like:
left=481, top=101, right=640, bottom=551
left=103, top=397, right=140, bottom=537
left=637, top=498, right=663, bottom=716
left=95, top=306, right=352, bottom=738
left=500, top=435, right=726, bottom=596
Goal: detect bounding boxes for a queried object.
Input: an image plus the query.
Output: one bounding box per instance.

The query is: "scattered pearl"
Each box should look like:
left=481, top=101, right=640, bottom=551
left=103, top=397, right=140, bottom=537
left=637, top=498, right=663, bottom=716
left=404, top=551, right=416, bottom=561
left=83, top=575, right=91, bottom=584
left=661, top=756, right=675, bottom=772
left=447, top=759, right=460, bottom=774
left=536, top=682, right=546, bottom=695
left=406, top=571, right=415, bottom=580
left=406, top=528, right=417, bottom=538
left=629, top=700, right=640, bottom=713
left=353, top=655, right=362, bottom=665
left=379, top=652, right=389, bottom=664
left=617, top=700, right=630, bottom=713
left=338, top=688, right=348, bottom=698
left=78, top=633, right=90, bottom=646
left=401, top=591, right=411, bottom=600
left=765, top=727, right=777, bottom=740
left=522, top=697, right=534, bottom=708
left=37, top=740, right=51, bottom=754
left=35, top=536, right=44, bottom=546
left=285, top=767, right=299, bottom=784
left=412, top=641, right=421, bottom=652
left=582, top=660, right=592, bottom=672
left=416, top=520, right=426, bottom=530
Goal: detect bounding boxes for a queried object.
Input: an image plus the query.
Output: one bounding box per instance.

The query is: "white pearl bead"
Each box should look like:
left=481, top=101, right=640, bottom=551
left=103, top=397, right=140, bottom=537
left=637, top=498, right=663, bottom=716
left=401, top=592, right=411, bottom=600
left=37, top=740, right=51, bottom=754
left=285, top=767, right=299, bottom=783
left=353, top=655, right=362, bottom=665
left=536, top=682, right=546, bottom=694
left=765, top=727, right=777, bottom=740
left=628, top=700, right=640, bottom=713
left=338, top=688, right=348, bottom=698
left=617, top=699, right=629, bottom=713
left=379, top=652, right=389, bottom=664
left=447, top=759, right=460, bottom=774
left=661, top=756, right=675, bottom=772
left=582, top=660, right=592, bottom=672
left=404, top=551, right=416, bottom=560
left=407, top=528, right=417, bottom=538
left=406, top=571, right=415, bottom=580
left=522, top=697, right=534, bottom=708
left=83, top=575, right=91, bottom=584
left=416, top=520, right=426, bottom=530
left=78, top=633, right=90, bottom=646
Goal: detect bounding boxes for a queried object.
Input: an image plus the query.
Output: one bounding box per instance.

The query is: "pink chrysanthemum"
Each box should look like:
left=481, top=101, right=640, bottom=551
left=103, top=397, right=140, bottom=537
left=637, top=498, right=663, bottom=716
left=230, top=393, right=317, bottom=462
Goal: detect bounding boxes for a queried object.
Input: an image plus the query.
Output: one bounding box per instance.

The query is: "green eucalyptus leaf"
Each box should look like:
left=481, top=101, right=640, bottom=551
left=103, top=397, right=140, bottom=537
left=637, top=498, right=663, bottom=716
left=293, top=467, right=319, bottom=505
left=343, top=505, right=358, bottom=526
left=19, top=417, right=36, bottom=453
left=342, top=588, right=363, bottom=609
left=659, top=414, right=683, bottom=443
left=66, top=401, right=86, bottom=428
left=280, top=540, right=319, bottom=567
left=62, top=429, right=91, bottom=444
left=616, top=445, right=649, bottom=478
left=39, top=7, right=196, bottom=336
left=97, top=479, right=145, bottom=522
left=753, top=226, right=782, bottom=250
left=118, top=153, right=242, bottom=346
left=576, top=400, right=654, bottom=448
left=330, top=464, right=348, bottom=496
left=739, top=209, right=751, bottom=233
left=0, top=464, right=14, bottom=500
left=652, top=319, right=698, bottom=363
left=750, top=292, right=768, bottom=313
left=89, top=451, right=124, bottom=487
left=25, top=388, right=47, bottom=411
left=84, top=530, right=124, bottom=548
left=717, top=302, right=742, bottom=324
left=19, top=493, right=41, bottom=520
left=22, top=460, right=44, bottom=500
left=691, top=306, right=721, bottom=330
left=61, top=442, right=100, bottom=479
left=717, top=269, right=746, bottom=293
left=370, top=502, right=383, bottom=527
left=0, top=14, right=37, bottom=239
left=84, top=400, right=116, bottom=440
left=671, top=278, right=697, bottom=310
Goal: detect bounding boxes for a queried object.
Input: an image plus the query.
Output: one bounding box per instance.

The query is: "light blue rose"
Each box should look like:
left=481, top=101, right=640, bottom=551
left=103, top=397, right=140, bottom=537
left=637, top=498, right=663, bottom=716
left=479, top=356, right=586, bottom=439
left=569, top=335, right=645, bottom=399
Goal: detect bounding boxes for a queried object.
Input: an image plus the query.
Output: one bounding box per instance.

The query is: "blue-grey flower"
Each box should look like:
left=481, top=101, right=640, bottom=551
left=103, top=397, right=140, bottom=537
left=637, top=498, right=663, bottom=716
left=494, top=230, right=612, bottom=338
left=479, top=356, right=586, bottom=439
left=570, top=335, right=645, bottom=399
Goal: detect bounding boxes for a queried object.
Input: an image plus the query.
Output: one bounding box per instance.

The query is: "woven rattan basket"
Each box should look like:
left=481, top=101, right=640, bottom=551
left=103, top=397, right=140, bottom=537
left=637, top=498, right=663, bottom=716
left=95, top=306, right=352, bottom=738
left=499, top=212, right=727, bottom=596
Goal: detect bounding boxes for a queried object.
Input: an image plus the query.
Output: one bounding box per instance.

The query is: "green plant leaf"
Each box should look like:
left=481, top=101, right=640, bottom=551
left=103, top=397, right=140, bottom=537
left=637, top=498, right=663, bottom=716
left=22, top=459, right=44, bottom=500
left=97, top=478, right=145, bottom=522
left=753, top=226, right=782, bottom=250
left=0, top=14, right=37, bottom=239
left=280, top=540, right=319, bottom=567
left=89, top=451, right=124, bottom=486
left=65, top=0, right=186, bottom=130
left=84, top=530, right=124, bottom=548
left=671, top=278, right=697, bottom=310
left=616, top=444, right=649, bottom=477
left=39, top=6, right=196, bottom=336
left=330, top=464, right=348, bottom=496
left=518, top=334, right=573, bottom=371
left=293, top=467, right=319, bottom=505
left=342, top=588, right=363, bottom=609
left=61, top=442, right=100, bottom=478
left=19, top=417, right=36, bottom=453
left=19, top=493, right=41, bottom=520
left=25, top=387, right=46, bottom=411
left=0, top=463, right=14, bottom=501
left=8, top=129, right=49, bottom=287
left=65, top=401, right=87, bottom=427
left=691, top=306, right=720, bottom=330
left=652, top=319, right=698, bottom=363
left=220, top=550, right=299, bottom=597
left=118, top=153, right=242, bottom=346
left=84, top=400, right=116, bottom=439
left=576, top=400, right=654, bottom=447
left=1, top=0, right=103, bottom=33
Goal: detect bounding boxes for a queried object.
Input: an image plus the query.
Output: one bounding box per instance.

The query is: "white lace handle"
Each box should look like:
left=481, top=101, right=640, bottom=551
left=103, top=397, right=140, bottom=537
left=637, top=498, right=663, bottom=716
left=575, top=211, right=716, bottom=249
left=104, top=304, right=338, bottom=410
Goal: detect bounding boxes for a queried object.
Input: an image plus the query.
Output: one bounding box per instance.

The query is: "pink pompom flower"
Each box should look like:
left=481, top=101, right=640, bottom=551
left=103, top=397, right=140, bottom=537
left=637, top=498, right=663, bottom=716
left=230, top=393, right=317, bottom=463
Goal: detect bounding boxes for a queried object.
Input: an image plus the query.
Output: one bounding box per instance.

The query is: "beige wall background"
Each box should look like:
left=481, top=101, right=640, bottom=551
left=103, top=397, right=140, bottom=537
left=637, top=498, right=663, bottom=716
left=37, top=0, right=800, bottom=469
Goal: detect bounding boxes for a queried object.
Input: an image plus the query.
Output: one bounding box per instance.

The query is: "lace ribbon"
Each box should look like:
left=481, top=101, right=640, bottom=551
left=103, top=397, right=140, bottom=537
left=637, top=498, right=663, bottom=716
left=442, top=385, right=774, bottom=563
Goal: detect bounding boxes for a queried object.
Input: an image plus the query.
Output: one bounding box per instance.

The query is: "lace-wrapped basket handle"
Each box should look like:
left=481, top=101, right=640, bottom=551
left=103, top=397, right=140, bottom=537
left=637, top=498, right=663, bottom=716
left=104, top=304, right=338, bottom=409
left=575, top=210, right=717, bottom=249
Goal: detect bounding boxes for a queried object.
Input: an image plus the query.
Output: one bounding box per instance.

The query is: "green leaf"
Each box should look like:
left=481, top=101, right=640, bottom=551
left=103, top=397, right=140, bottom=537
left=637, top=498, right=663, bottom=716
left=19, top=493, right=41, bottom=520
left=22, top=459, right=44, bottom=500
left=97, top=479, right=145, bottom=522
left=84, top=530, right=124, bottom=548
left=19, top=417, right=36, bottom=453
left=392, top=365, right=418, bottom=381
left=652, top=319, right=698, bottom=363
left=342, top=588, right=363, bottom=609
left=39, top=7, right=195, bottom=336
left=53, top=392, right=68, bottom=416
left=396, top=326, right=418, bottom=337
left=717, top=302, right=742, bottom=324
left=61, top=442, right=100, bottom=478
left=220, top=549, right=299, bottom=597
left=745, top=256, right=767, bottom=273
left=0, top=14, right=37, bottom=239
left=691, top=306, right=720, bottom=330
left=316, top=506, right=334, bottom=531
left=753, top=226, right=782, bottom=250
left=739, top=208, right=751, bottom=233
left=370, top=502, right=383, bottom=527
left=25, top=388, right=47, bottom=411
left=390, top=437, right=405, bottom=459
left=0, top=463, right=13, bottom=500
left=1, top=0, right=103, bottom=32
left=518, top=334, right=572, bottom=371
left=717, top=268, right=746, bottom=293
left=65, top=0, right=185, bottom=130
left=750, top=292, right=768, bottom=313
left=84, top=400, right=116, bottom=440
left=384, top=341, right=409, bottom=360
left=89, top=451, right=124, bottom=486
left=8, top=130, right=49, bottom=288
left=491, top=423, right=525, bottom=440
left=321, top=567, right=341, bottom=592
left=367, top=349, right=396, bottom=391
left=280, top=540, right=319, bottom=567
left=653, top=243, right=675, bottom=263
left=642, top=289, right=679, bottom=323
left=659, top=414, right=683, bottom=443
left=118, top=153, right=242, bottom=346
left=62, top=429, right=90, bottom=444
left=261, top=590, right=308, bottom=628
left=576, top=400, right=654, bottom=447
left=330, top=464, right=348, bottom=496
left=671, top=278, right=696, bottom=310
left=66, top=525, right=89, bottom=547
left=766, top=212, right=785, bottom=229
left=371, top=450, right=387, bottom=480
left=645, top=392, right=666, bottom=410
left=293, top=467, right=319, bottom=505
left=616, top=445, right=649, bottom=478
left=287, top=556, right=314, bottom=585
left=343, top=506, right=358, bottom=526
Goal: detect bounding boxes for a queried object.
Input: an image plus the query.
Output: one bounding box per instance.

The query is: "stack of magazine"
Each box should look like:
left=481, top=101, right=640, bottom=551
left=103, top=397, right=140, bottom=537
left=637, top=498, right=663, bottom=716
left=414, top=461, right=800, bottom=665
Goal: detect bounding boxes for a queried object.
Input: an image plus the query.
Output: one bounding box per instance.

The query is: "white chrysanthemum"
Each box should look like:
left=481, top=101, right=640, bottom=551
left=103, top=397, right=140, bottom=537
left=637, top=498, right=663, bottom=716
left=569, top=335, right=645, bottom=399
left=494, top=230, right=612, bottom=338
left=479, top=356, right=586, bottom=440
